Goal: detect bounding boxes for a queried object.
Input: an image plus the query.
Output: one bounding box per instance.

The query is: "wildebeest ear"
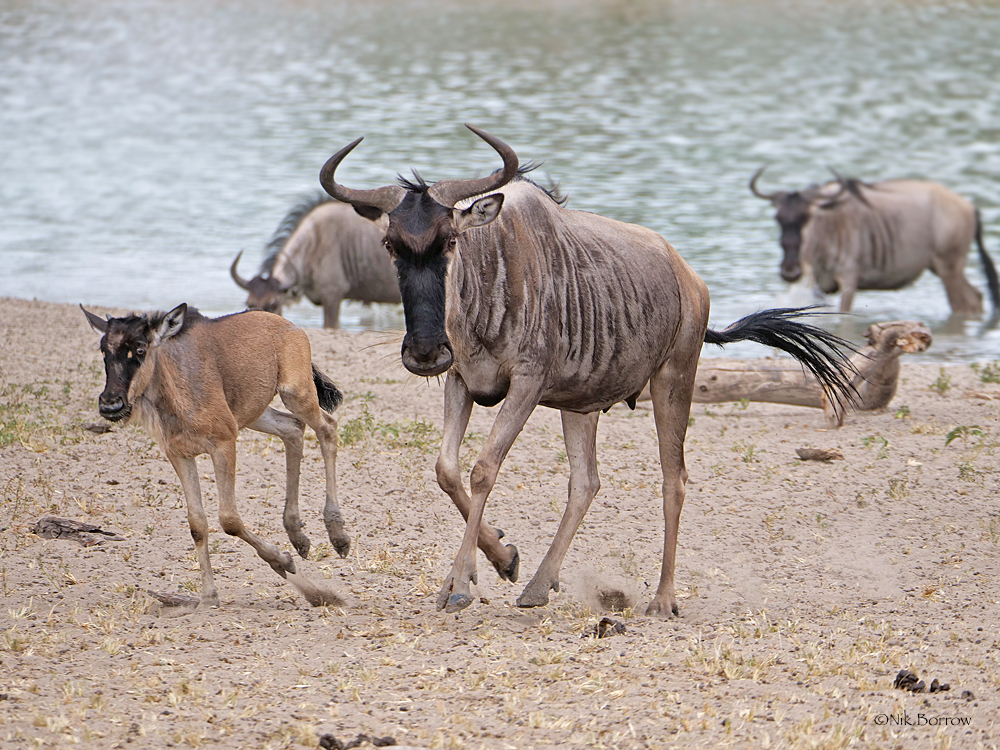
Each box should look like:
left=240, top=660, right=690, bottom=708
left=80, top=305, right=108, bottom=333
left=454, top=194, right=504, bottom=232
left=153, top=303, right=187, bottom=346
left=352, top=205, right=385, bottom=223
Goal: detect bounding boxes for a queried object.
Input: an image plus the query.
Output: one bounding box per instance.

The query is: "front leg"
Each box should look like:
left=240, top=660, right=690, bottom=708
left=435, top=373, right=519, bottom=584
left=517, top=410, right=600, bottom=608
left=437, top=377, right=542, bottom=613
left=168, top=455, right=219, bottom=607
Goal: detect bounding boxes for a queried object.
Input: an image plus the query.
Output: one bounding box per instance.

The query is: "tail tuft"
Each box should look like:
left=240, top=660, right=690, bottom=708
left=705, top=306, right=860, bottom=408
left=312, top=364, right=343, bottom=413
left=975, top=209, right=1000, bottom=314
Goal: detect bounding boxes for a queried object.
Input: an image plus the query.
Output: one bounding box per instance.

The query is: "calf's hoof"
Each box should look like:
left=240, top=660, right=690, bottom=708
left=492, top=544, right=520, bottom=583
left=440, top=592, right=474, bottom=613
left=198, top=593, right=220, bottom=609
left=268, top=551, right=297, bottom=579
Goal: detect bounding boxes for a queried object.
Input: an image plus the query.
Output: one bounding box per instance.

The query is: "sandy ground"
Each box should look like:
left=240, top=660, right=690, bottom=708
left=1, top=296, right=999, bottom=750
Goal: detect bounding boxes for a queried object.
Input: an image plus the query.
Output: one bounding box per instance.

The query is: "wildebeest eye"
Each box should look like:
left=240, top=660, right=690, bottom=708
left=447, top=237, right=458, bottom=251
left=135, top=347, right=146, bottom=358
left=382, top=239, right=393, bottom=255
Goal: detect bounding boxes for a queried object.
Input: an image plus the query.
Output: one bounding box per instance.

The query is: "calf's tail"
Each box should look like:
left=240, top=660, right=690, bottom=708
left=312, top=364, right=343, bottom=413
left=705, top=307, right=858, bottom=406
left=974, top=209, right=1000, bottom=314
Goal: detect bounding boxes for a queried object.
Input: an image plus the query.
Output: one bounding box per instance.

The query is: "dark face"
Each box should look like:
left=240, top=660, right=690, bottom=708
left=774, top=192, right=813, bottom=282
left=385, top=192, right=457, bottom=377
left=244, top=276, right=286, bottom=315
left=95, top=317, right=153, bottom=422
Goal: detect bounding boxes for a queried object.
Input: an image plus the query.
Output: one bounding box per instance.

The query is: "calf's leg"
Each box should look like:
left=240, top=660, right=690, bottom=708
left=435, top=372, right=519, bottom=583
left=211, top=440, right=296, bottom=577
left=248, top=407, right=310, bottom=559
left=278, top=373, right=348, bottom=558
left=517, top=410, right=600, bottom=608
left=168, top=455, right=219, bottom=607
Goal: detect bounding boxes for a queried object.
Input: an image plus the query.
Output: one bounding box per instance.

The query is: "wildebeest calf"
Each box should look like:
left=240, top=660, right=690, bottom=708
left=82, top=304, right=348, bottom=608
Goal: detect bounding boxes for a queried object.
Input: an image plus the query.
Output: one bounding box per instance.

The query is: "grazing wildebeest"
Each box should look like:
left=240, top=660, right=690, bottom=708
left=319, top=125, right=856, bottom=616
left=82, top=304, right=349, bottom=608
left=750, top=168, right=1000, bottom=315
left=230, top=192, right=401, bottom=328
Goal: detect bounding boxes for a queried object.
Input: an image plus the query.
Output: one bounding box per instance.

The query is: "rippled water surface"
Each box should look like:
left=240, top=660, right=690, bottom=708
left=4, top=0, right=1000, bottom=362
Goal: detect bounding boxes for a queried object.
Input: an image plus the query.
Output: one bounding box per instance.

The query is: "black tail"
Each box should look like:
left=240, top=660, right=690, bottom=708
left=312, top=364, right=343, bottom=413
left=705, top=307, right=858, bottom=406
left=974, top=210, right=1000, bottom=314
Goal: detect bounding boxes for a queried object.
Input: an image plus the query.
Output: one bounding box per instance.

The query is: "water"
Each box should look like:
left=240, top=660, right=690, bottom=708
left=4, top=0, right=1000, bottom=363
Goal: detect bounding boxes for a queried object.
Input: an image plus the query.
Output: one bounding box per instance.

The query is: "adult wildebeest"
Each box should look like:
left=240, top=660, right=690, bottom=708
left=82, top=304, right=349, bottom=608
left=319, top=125, right=856, bottom=616
left=230, top=192, right=401, bottom=328
left=750, top=168, right=1000, bottom=315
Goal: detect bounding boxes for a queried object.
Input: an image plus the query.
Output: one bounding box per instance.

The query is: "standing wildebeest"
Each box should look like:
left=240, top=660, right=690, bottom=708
left=82, top=304, right=350, bottom=607
left=230, top=192, right=401, bottom=328
left=320, top=125, right=855, bottom=616
left=750, top=168, right=1000, bottom=315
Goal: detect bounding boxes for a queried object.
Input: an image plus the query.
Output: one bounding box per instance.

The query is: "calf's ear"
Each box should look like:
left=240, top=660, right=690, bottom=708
left=81, top=305, right=109, bottom=333
left=454, top=194, right=504, bottom=233
left=153, top=303, right=187, bottom=346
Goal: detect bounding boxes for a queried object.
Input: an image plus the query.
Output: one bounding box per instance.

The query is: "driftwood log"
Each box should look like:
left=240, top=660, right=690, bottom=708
left=639, top=321, right=931, bottom=428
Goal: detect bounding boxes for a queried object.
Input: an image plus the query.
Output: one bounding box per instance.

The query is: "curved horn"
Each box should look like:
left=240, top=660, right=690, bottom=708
left=319, top=137, right=405, bottom=215
left=819, top=166, right=854, bottom=207
left=427, top=124, right=520, bottom=208
left=230, top=251, right=251, bottom=290
left=749, top=166, right=782, bottom=202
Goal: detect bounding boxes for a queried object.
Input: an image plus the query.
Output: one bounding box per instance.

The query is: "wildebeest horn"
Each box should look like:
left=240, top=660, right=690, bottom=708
left=749, top=166, right=782, bottom=202
left=230, top=251, right=251, bottom=290
left=427, top=124, right=520, bottom=208
left=821, top=166, right=870, bottom=208
left=319, top=137, right=406, bottom=216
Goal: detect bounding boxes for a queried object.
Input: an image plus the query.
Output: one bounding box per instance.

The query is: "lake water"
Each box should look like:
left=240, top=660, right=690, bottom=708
left=4, top=0, right=1000, bottom=363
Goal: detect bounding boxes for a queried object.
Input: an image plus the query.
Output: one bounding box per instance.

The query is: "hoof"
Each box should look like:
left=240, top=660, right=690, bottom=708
left=645, top=598, right=680, bottom=618
left=516, top=578, right=554, bottom=608
left=292, top=536, right=311, bottom=560
left=493, top=544, right=519, bottom=583
left=331, top=536, right=351, bottom=559
left=442, top=593, right=474, bottom=613
left=268, top=551, right=296, bottom=579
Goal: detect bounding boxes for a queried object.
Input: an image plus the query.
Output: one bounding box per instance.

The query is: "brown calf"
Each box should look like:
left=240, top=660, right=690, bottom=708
left=82, top=304, right=347, bottom=607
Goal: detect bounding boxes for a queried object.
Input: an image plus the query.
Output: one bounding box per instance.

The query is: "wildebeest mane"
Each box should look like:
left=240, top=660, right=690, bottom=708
left=396, top=164, right=567, bottom=205
left=262, top=192, right=334, bottom=274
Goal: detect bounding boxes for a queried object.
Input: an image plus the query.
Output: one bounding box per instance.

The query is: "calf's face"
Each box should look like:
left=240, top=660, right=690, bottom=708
left=81, top=304, right=187, bottom=422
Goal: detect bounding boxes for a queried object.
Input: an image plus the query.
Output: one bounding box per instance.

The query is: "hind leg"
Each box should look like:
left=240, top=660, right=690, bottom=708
left=278, top=361, right=348, bottom=558
left=931, top=250, right=984, bottom=316
left=248, top=407, right=310, bottom=559
left=646, top=296, right=706, bottom=617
